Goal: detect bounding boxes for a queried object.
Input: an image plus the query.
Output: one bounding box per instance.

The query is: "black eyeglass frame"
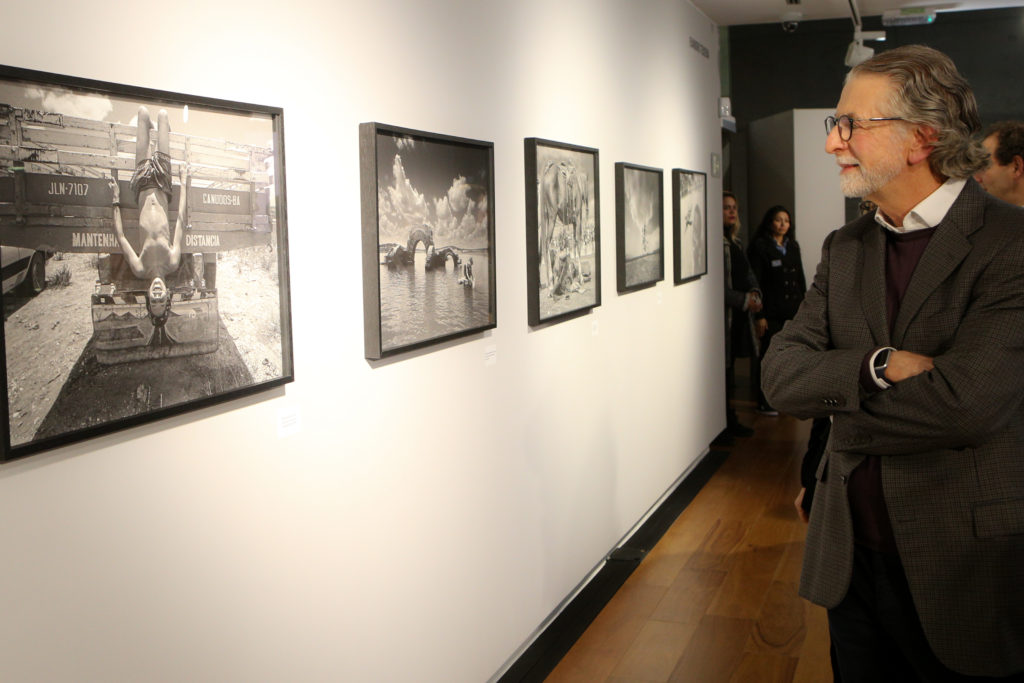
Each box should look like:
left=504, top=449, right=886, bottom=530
left=824, top=114, right=905, bottom=141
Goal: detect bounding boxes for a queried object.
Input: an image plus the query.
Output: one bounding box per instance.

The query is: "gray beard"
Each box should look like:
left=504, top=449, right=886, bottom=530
left=838, top=156, right=905, bottom=198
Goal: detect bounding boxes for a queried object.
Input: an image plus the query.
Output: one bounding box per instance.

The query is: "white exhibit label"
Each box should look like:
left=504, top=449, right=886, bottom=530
left=278, top=407, right=301, bottom=438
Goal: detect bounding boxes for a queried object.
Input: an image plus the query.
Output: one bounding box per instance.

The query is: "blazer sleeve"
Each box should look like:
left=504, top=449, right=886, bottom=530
left=761, top=231, right=868, bottom=420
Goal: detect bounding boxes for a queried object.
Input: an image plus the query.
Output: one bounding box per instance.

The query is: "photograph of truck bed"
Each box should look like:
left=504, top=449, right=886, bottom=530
left=0, top=68, right=292, bottom=459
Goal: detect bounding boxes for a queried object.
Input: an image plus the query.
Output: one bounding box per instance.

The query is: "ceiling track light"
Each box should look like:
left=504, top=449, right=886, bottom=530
left=843, top=0, right=885, bottom=68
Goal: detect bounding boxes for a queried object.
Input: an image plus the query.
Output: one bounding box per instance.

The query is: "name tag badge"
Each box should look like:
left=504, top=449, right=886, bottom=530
left=771, top=259, right=782, bottom=267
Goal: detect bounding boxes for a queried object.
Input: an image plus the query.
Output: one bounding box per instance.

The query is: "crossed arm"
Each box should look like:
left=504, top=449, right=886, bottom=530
left=763, top=229, right=1024, bottom=457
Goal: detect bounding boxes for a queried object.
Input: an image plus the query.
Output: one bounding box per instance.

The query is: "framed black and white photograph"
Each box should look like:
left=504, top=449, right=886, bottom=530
left=360, top=123, right=496, bottom=360
left=525, top=138, right=600, bottom=325
left=0, top=65, right=293, bottom=462
left=615, top=162, right=663, bottom=293
left=673, top=168, right=707, bottom=283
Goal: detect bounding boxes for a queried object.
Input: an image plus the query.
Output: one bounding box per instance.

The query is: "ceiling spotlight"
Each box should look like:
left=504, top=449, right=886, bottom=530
left=845, top=41, right=875, bottom=67
left=845, top=30, right=884, bottom=67
left=843, top=0, right=886, bottom=69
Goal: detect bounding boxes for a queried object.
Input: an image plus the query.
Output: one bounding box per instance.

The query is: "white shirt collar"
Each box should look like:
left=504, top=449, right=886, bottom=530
left=874, top=178, right=967, bottom=233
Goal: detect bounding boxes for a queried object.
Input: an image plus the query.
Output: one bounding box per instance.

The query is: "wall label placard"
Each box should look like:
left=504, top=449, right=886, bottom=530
left=690, top=37, right=709, bottom=59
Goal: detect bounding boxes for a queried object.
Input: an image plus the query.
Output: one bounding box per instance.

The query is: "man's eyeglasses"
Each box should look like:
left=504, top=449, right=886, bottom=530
left=825, top=114, right=904, bottom=141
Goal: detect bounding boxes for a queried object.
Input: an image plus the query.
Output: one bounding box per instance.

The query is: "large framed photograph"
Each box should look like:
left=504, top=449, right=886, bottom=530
left=673, top=168, right=707, bottom=283
left=360, top=123, right=496, bottom=360
left=0, top=65, right=293, bottom=462
left=615, top=162, right=663, bottom=293
left=525, top=138, right=600, bottom=325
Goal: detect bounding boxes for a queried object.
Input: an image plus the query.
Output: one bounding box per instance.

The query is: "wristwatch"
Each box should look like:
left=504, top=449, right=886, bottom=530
left=873, top=346, right=896, bottom=389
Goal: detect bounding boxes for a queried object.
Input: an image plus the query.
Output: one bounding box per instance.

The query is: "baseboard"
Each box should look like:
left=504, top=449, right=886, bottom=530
left=492, top=447, right=729, bottom=683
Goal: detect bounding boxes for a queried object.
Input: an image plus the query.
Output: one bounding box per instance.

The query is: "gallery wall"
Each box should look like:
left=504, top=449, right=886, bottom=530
left=0, top=1, right=724, bottom=681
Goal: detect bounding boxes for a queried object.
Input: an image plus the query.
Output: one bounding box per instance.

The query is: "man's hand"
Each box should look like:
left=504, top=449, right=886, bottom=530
left=886, top=350, right=934, bottom=383
left=108, top=179, right=120, bottom=205
left=745, top=291, right=763, bottom=313
left=794, top=488, right=809, bottom=524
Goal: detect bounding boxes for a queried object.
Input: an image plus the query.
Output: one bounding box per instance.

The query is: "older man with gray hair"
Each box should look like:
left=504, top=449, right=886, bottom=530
left=763, top=45, right=1024, bottom=680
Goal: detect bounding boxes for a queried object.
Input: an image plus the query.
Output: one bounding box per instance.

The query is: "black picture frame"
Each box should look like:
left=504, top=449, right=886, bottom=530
left=672, top=168, right=708, bottom=284
left=0, top=64, right=293, bottom=462
left=359, top=122, right=496, bottom=360
left=524, top=138, right=601, bottom=325
left=615, top=162, right=664, bottom=293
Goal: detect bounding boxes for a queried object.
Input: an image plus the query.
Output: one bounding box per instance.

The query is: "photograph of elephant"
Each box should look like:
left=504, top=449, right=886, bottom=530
left=673, top=168, right=707, bottom=284
left=615, top=162, right=663, bottom=292
left=360, top=123, right=496, bottom=359
left=525, top=138, right=600, bottom=325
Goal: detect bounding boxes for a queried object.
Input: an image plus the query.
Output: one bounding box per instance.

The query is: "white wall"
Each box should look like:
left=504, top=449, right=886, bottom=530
left=0, top=1, right=724, bottom=681
left=794, top=108, right=847, bottom=285
left=748, top=110, right=795, bottom=228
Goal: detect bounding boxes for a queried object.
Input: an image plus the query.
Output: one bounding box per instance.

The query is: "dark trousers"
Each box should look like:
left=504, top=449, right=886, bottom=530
left=828, top=545, right=1024, bottom=683
left=754, top=318, right=784, bottom=408
left=725, top=364, right=740, bottom=428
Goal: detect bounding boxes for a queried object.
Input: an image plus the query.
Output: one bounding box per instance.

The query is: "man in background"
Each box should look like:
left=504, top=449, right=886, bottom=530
left=974, top=120, right=1024, bottom=206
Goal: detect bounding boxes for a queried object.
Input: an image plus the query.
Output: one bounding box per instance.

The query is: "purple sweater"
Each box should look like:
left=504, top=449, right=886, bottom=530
left=850, top=226, right=937, bottom=554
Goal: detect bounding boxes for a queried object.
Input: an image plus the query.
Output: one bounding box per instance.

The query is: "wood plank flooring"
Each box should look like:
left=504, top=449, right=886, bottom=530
left=545, top=403, right=836, bottom=683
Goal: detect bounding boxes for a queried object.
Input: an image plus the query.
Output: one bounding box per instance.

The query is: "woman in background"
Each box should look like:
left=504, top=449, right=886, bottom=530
left=747, top=205, right=805, bottom=415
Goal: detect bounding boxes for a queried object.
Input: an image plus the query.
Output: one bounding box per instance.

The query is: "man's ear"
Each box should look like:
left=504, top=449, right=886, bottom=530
left=908, top=125, right=938, bottom=165
left=1012, top=154, right=1024, bottom=179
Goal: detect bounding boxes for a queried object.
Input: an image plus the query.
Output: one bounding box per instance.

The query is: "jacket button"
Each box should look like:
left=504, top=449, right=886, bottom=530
left=840, top=475, right=849, bottom=484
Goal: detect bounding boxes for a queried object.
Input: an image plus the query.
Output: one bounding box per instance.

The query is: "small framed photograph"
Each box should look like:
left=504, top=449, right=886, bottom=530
left=524, top=138, right=600, bottom=325
left=0, top=64, right=293, bottom=462
left=615, top=162, right=664, bottom=293
left=359, top=122, right=496, bottom=360
left=672, top=168, right=707, bottom=283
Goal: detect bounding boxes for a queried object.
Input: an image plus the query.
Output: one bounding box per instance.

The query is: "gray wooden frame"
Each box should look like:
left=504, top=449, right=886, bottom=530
left=359, top=122, right=496, bottom=360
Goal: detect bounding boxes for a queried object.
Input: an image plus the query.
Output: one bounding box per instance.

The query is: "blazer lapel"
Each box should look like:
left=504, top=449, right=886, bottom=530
left=860, top=222, right=889, bottom=346
left=891, top=185, right=982, bottom=346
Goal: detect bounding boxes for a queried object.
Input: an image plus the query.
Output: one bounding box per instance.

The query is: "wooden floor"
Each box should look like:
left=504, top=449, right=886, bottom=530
left=545, top=400, right=836, bottom=683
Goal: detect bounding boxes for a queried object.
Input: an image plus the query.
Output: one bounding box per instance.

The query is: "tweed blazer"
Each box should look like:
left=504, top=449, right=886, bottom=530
left=762, top=180, right=1024, bottom=677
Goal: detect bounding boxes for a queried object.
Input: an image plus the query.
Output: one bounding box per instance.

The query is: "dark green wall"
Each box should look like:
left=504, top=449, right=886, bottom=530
left=727, top=7, right=1024, bottom=130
